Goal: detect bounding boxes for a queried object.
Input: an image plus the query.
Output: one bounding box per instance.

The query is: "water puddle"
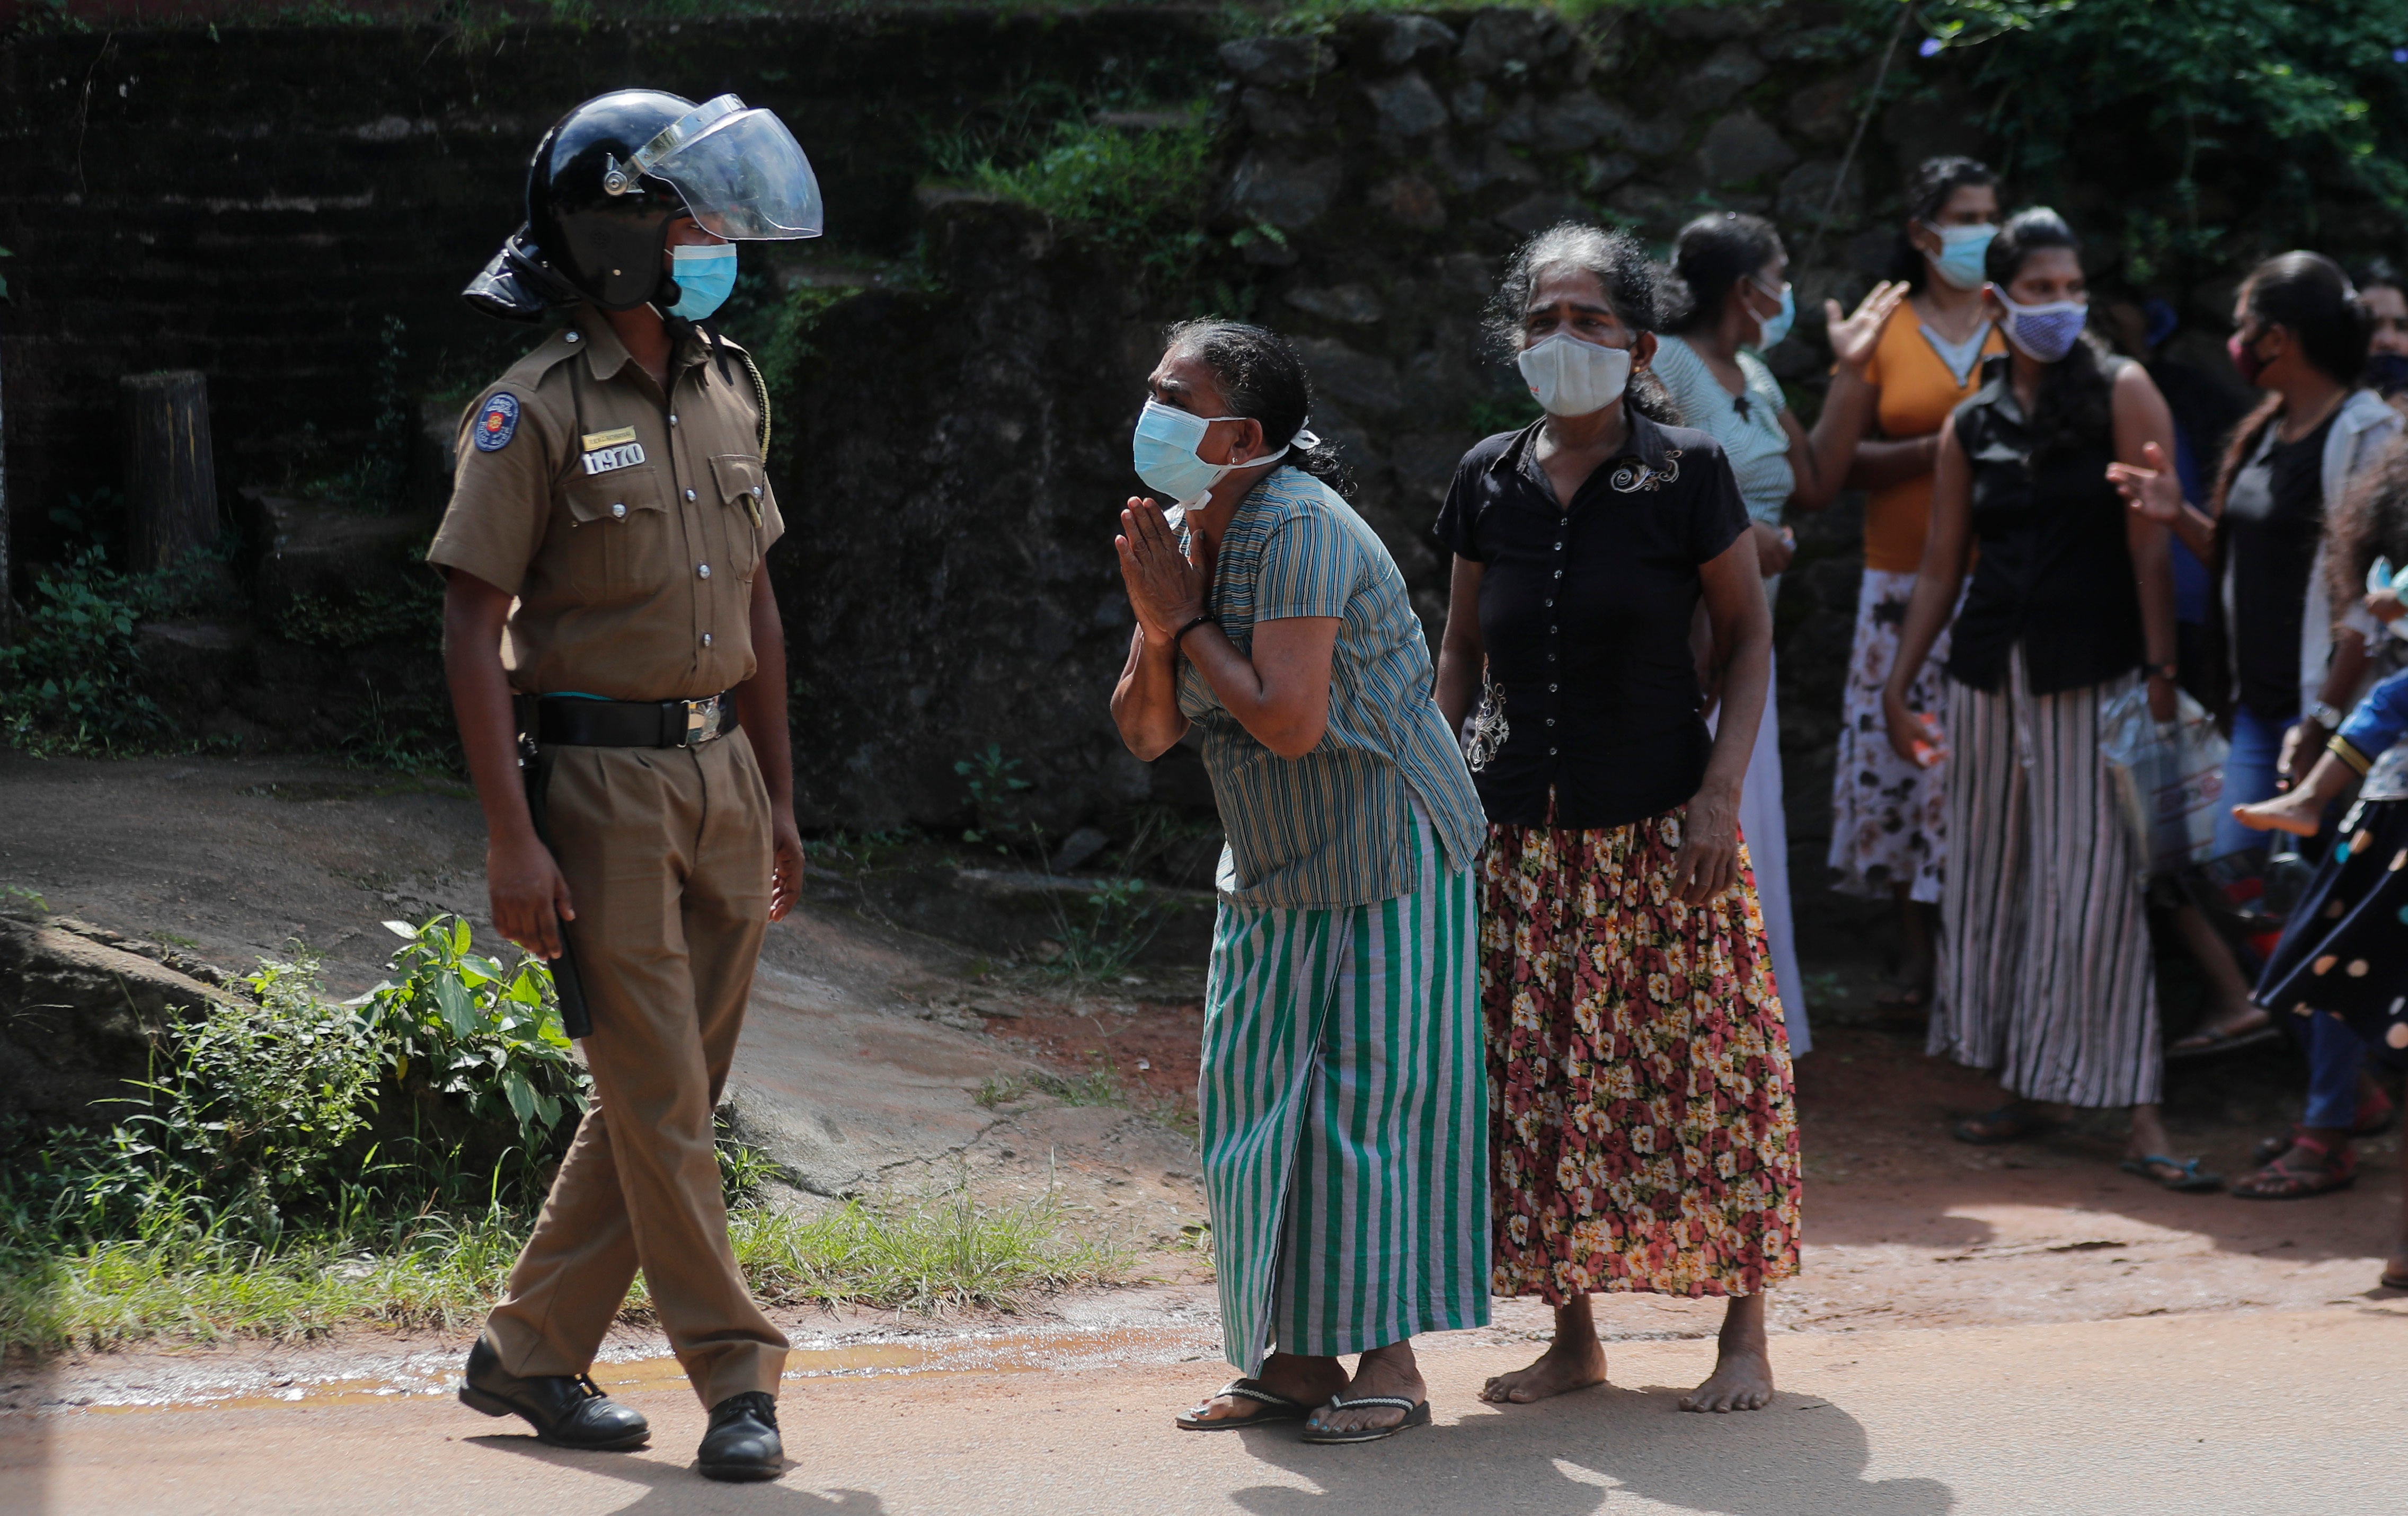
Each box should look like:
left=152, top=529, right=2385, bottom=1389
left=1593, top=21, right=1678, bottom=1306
left=64, top=1324, right=1218, bottom=1415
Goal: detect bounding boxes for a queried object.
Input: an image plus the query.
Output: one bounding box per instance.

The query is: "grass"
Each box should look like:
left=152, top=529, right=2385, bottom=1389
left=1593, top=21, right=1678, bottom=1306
left=1, top=1182, right=1127, bottom=1354
left=974, top=1059, right=1128, bottom=1111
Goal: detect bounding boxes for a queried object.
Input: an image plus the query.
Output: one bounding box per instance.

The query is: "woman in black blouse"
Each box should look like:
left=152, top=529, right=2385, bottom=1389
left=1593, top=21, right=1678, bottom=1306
left=1880, top=208, right=2205, bottom=1186
left=1435, top=223, right=1801, bottom=1415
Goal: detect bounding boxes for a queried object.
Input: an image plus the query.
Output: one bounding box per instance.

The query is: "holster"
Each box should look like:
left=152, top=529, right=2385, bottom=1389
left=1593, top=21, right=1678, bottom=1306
left=515, top=700, right=594, bottom=1039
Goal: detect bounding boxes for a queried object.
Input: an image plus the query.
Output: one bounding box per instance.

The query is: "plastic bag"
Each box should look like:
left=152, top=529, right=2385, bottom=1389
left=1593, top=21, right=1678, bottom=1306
left=2097, top=684, right=2229, bottom=876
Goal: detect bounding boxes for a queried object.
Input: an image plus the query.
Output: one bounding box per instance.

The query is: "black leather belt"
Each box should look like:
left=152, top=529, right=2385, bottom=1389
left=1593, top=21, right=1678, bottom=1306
left=515, top=691, right=739, bottom=749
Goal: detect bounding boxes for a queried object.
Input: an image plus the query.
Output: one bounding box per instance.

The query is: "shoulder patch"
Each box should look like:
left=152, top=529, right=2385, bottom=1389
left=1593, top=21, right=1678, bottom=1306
left=473, top=392, right=521, bottom=453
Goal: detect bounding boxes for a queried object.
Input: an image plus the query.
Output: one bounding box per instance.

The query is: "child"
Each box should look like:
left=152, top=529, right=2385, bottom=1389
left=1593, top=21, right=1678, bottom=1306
left=2230, top=577, right=2408, bottom=1285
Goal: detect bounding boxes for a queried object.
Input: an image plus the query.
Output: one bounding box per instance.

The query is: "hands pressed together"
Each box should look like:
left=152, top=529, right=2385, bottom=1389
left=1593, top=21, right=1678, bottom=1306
left=1116, top=496, right=1208, bottom=643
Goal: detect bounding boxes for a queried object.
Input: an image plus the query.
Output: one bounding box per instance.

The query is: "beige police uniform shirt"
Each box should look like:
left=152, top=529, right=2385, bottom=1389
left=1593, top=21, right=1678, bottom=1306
left=427, top=307, right=785, bottom=701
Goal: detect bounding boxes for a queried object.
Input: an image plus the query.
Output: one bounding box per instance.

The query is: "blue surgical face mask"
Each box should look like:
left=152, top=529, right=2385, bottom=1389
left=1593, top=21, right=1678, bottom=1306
left=1130, top=399, right=1308, bottom=515
left=665, top=242, right=738, bottom=320
left=1923, top=222, right=1997, bottom=292
left=2371, top=351, right=2408, bottom=396
left=1749, top=279, right=1795, bottom=351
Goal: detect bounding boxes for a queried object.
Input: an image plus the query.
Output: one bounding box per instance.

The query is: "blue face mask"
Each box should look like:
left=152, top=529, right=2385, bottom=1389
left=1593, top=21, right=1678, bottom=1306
left=665, top=243, right=738, bottom=320
left=1130, top=399, right=1313, bottom=514
left=1749, top=280, right=1795, bottom=351
left=1924, top=222, right=1997, bottom=292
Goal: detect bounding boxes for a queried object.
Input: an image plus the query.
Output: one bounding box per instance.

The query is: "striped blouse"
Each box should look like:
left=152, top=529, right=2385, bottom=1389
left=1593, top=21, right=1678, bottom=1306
left=1652, top=334, right=1794, bottom=524
left=1178, top=467, right=1485, bottom=909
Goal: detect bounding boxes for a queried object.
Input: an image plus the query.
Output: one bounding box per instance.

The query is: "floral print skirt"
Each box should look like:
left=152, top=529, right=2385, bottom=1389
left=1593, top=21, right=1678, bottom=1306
left=1828, top=567, right=1953, bottom=903
left=1482, top=808, right=1803, bottom=1302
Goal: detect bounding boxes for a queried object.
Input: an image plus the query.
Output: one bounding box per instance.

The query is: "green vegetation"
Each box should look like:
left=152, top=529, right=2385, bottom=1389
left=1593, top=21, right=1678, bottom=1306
left=0, top=914, right=1127, bottom=1352
left=1898, top=0, right=2408, bottom=278
left=939, top=105, right=1218, bottom=283
left=731, top=1185, right=1127, bottom=1312
left=0, top=546, right=227, bottom=757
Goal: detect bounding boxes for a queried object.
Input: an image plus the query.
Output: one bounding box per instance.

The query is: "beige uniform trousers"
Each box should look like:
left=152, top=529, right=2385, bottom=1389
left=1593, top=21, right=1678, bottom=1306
left=483, top=729, right=790, bottom=1408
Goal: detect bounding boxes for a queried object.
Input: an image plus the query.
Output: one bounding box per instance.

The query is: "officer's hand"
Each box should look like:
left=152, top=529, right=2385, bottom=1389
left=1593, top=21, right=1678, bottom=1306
left=489, top=830, right=575, bottom=959
left=768, top=810, right=807, bottom=923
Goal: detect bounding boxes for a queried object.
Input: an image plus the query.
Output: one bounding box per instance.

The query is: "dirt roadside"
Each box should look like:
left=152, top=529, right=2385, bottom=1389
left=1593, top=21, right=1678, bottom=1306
left=4, top=753, right=2404, bottom=1413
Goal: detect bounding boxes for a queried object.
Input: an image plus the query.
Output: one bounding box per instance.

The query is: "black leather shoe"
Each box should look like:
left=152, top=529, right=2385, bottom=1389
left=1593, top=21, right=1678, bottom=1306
left=697, top=1391, right=784, bottom=1482
left=458, top=1336, right=649, bottom=1450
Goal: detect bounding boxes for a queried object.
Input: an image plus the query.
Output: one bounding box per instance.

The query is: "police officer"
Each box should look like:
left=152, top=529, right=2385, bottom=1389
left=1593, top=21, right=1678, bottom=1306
left=431, top=90, right=819, bottom=1483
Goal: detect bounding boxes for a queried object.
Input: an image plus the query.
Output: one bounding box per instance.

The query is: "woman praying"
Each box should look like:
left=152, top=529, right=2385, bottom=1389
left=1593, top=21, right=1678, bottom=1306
left=1110, top=321, right=1490, bottom=1446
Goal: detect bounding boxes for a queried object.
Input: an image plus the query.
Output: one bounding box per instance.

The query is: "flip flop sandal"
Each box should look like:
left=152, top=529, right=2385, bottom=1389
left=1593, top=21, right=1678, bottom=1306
left=1953, top=1105, right=2044, bottom=1145
left=2229, top=1136, right=2358, bottom=1200
left=2379, top=1271, right=2408, bottom=1292
left=1299, top=1394, right=1433, bottom=1446
left=2119, top=1154, right=2224, bottom=1192
left=1175, top=1379, right=1312, bottom=1431
left=2165, top=1022, right=2283, bottom=1061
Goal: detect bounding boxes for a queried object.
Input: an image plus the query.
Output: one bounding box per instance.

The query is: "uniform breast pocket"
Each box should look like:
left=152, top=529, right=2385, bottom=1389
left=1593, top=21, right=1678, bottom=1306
left=561, top=466, right=671, bottom=602
left=709, top=453, right=766, bottom=581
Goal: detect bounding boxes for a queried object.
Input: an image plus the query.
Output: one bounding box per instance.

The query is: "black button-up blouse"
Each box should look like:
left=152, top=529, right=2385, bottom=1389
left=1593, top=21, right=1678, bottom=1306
left=1944, top=355, right=2145, bottom=695
left=1434, top=413, right=1749, bottom=830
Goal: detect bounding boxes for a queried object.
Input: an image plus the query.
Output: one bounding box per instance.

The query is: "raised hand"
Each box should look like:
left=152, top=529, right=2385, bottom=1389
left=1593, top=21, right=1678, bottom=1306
left=1115, top=497, right=1207, bottom=642
left=2106, top=442, right=2184, bottom=525
left=1825, top=279, right=1909, bottom=374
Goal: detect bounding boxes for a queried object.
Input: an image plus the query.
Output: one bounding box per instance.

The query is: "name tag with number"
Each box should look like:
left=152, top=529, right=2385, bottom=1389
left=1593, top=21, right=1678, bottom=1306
left=580, top=434, right=647, bottom=475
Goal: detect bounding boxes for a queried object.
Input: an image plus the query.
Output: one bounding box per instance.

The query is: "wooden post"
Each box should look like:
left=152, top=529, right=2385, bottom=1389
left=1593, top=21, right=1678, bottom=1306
left=120, top=371, right=219, bottom=571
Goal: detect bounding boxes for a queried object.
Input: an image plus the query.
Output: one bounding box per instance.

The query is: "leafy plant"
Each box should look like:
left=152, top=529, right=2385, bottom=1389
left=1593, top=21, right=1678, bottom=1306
left=1041, top=877, right=1167, bottom=980
left=0, top=545, right=220, bottom=755
left=957, top=743, right=1034, bottom=847
left=953, top=107, right=1218, bottom=282
left=350, top=916, right=588, bottom=1151
left=1900, top=0, right=2408, bottom=277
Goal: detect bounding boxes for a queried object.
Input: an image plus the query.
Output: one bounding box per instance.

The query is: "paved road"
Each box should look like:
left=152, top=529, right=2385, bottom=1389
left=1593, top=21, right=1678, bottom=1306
left=8, top=1305, right=2404, bottom=1515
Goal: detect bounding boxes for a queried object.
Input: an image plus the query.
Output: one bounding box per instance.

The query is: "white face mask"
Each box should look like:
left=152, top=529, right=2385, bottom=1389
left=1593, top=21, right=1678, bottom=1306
left=1516, top=332, right=1634, bottom=417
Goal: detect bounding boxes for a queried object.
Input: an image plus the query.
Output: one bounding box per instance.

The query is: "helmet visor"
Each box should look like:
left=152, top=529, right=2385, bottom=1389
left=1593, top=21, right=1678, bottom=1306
left=646, top=102, right=823, bottom=241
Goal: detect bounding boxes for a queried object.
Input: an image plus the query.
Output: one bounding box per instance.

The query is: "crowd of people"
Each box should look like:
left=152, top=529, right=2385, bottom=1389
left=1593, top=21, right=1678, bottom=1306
left=1106, top=155, right=2408, bottom=1443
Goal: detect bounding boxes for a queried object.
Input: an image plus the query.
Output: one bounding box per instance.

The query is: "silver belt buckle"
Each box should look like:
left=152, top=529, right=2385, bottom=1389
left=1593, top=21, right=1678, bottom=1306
left=683, top=696, right=722, bottom=746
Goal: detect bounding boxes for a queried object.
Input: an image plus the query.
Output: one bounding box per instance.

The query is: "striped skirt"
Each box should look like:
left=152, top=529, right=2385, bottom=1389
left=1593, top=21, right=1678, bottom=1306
left=1198, top=809, right=1488, bottom=1373
left=1930, top=646, right=2162, bottom=1107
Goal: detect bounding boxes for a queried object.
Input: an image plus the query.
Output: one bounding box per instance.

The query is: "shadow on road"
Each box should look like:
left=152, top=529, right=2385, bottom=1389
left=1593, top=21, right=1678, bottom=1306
left=472, top=1434, right=888, bottom=1513
left=1219, top=1385, right=1950, bottom=1516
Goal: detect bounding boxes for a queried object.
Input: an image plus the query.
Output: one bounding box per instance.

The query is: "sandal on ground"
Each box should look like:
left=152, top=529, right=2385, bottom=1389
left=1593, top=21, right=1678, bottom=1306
left=2228, top=1136, right=2358, bottom=1200
left=1175, top=1379, right=1313, bottom=1431
left=2353, top=1088, right=2397, bottom=1140
left=2252, top=1101, right=2395, bottom=1166
left=1299, top=1394, right=1432, bottom=1446
left=2119, top=1154, right=2224, bottom=1192
left=2165, top=1019, right=2282, bottom=1061
left=2379, top=1270, right=2408, bottom=1292
left=1953, top=1105, right=2044, bottom=1145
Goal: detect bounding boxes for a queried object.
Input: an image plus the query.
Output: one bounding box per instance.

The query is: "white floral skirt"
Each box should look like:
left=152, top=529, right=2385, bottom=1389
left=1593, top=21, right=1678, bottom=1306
left=1826, top=568, right=1952, bottom=903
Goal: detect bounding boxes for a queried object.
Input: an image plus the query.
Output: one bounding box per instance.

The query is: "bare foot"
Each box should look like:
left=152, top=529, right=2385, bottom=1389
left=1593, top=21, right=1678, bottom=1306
left=1302, top=1341, right=1426, bottom=1437
left=1179, top=1352, right=1347, bottom=1428
left=2233, top=791, right=2322, bottom=837
left=1480, top=1297, right=1607, bottom=1404
left=1680, top=1293, right=1774, bottom=1414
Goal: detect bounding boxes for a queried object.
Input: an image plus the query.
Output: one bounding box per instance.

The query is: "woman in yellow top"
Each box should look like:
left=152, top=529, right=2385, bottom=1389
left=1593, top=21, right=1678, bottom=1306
left=1827, top=156, right=2007, bottom=1015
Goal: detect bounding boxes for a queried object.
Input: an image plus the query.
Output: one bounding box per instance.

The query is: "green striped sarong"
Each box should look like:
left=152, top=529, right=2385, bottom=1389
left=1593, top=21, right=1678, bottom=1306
left=1199, top=809, right=1489, bottom=1372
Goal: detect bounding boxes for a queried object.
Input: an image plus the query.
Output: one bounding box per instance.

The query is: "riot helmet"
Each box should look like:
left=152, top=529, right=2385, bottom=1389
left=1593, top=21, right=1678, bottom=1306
left=464, top=90, right=822, bottom=321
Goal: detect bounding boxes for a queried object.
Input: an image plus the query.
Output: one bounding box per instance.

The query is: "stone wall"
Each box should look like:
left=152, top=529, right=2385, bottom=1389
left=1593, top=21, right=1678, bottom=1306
left=0, top=6, right=2316, bottom=864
